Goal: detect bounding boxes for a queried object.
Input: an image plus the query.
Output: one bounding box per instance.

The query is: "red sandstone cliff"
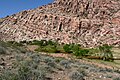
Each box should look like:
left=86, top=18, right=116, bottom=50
left=0, top=0, right=120, bottom=47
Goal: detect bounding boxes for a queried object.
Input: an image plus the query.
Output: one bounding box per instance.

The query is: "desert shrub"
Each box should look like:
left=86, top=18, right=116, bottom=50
left=15, top=55, right=24, bottom=61
left=47, top=40, right=58, bottom=46
left=99, top=44, right=113, bottom=61
left=30, top=54, right=41, bottom=63
left=113, top=77, right=120, bottom=80
left=0, top=70, right=18, bottom=80
left=0, top=41, right=8, bottom=48
left=114, top=69, right=120, bottom=74
left=0, top=46, right=7, bottom=54
left=43, top=45, right=58, bottom=53
left=105, top=68, right=113, bottom=72
left=88, top=48, right=99, bottom=55
left=89, top=67, right=98, bottom=72
left=98, top=68, right=107, bottom=73
left=79, top=64, right=90, bottom=69
left=31, top=40, right=47, bottom=46
left=44, top=57, right=56, bottom=68
left=18, top=63, right=46, bottom=80
left=32, top=40, right=59, bottom=46
left=35, top=47, right=44, bottom=52
left=69, top=71, right=84, bottom=80
left=56, top=45, right=64, bottom=53
left=41, top=57, right=58, bottom=72
left=0, top=62, right=46, bottom=80
left=38, top=64, right=55, bottom=73
left=18, top=65, right=32, bottom=80
left=54, top=57, right=64, bottom=63
left=33, top=40, right=62, bottom=53
left=44, top=57, right=54, bottom=63
left=17, top=47, right=27, bottom=53
left=7, top=41, right=24, bottom=46
left=36, top=45, right=59, bottom=53
left=106, top=75, right=113, bottom=78
left=77, top=68, right=86, bottom=76
left=59, top=60, right=71, bottom=68
left=20, top=60, right=38, bottom=69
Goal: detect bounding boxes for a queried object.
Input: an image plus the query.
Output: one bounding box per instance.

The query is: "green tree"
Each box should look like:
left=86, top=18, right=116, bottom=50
left=99, top=44, right=113, bottom=61
left=63, top=44, right=74, bottom=53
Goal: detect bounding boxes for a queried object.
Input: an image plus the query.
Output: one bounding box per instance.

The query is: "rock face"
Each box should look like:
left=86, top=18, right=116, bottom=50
left=0, top=0, right=120, bottom=47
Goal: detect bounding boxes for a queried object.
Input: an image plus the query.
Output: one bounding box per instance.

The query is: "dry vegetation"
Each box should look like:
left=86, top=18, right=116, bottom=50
left=0, top=41, right=120, bottom=80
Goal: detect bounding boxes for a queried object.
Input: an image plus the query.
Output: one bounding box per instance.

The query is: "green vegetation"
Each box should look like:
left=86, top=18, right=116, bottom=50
left=63, top=44, right=89, bottom=57
left=0, top=40, right=114, bottom=61
left=35, top=45, right=59, bottom=53
left=29, top=40, right=113, bottom=61
left=30, top=40, right=58, bottom=46
left=7, top=41, right=24, bottom=46
left=63, top=44, right=74, bottom=53
left=31, top=40, right=62, bottom=53
left=32, top=41, right=91, bottom=57
left=99, top=44, right=113, bottom=61
left=0, top=41, right=120, bottom=80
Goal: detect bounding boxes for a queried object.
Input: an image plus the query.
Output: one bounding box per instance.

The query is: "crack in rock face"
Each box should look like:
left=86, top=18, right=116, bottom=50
left=0, top=0, right=120, bottom=47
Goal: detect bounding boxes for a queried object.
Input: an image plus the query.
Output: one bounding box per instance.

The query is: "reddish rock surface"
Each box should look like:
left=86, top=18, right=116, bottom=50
left=0, top=0, right=120, bottom=47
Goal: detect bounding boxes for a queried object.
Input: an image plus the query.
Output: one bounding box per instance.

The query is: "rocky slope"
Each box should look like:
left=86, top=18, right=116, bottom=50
left=0, top=0, right=120, bottom=47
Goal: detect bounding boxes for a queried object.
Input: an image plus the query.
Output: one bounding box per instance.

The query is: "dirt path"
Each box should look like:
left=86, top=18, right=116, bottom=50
left=42, top=52, right=117, bottom=69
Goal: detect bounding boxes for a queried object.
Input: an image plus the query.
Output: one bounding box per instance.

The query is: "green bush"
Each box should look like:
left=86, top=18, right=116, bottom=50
left=63, top=44, right=74, bottom=53
left=31, top=40, right=58, bottom=47
left=88, top=48, right=99, bottom=55
left=47, top=40, right=57, bottom=46
left=43, top=45, right=58, bottom=53
left=63, top=43, right=89, bottom=57
left=72, top=48, right=89, bottom=57
left=31, top=40, right=47, bottom=46
left=98, top=44, right=113, bottom=61
left=56, top=45, right=64, bottom=53
left=35, top=45, right=59, bottom=53
left=33, top=40, right=63, bottom=53
left=71, top=44, right=81, bottom=56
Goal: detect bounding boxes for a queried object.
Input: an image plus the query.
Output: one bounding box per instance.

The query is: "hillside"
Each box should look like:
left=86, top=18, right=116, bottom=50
left=0, top=41, right=120, bottom=80
left=0, top=0, right=120, bottom=47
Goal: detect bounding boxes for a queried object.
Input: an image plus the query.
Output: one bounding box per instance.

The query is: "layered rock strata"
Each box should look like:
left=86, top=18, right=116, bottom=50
left=0, top=0, right=120, bottom=47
